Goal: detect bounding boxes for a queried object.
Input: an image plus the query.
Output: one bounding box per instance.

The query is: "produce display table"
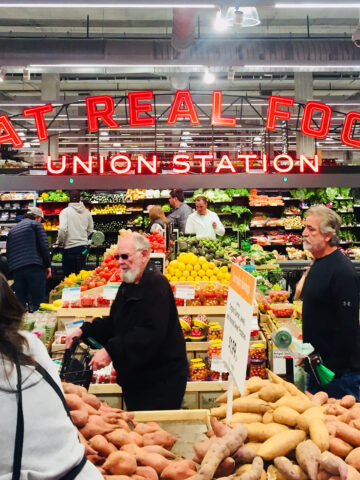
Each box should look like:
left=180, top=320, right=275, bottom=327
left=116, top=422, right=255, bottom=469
left=89, top=380, right=229, bottom=395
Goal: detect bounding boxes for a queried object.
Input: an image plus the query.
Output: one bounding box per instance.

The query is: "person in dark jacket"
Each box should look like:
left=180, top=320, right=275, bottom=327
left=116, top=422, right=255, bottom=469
left=6, top=207, right=51, bottom=311
left=147, top=205, right=168, bottom=234
left=66, top=232, right=188, bottom=411
left=167, top=188, right=192, bottom=233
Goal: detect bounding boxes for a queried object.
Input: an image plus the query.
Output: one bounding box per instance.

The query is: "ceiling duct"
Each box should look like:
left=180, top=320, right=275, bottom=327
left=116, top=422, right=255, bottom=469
left=171, top=8, right=198, bottom=51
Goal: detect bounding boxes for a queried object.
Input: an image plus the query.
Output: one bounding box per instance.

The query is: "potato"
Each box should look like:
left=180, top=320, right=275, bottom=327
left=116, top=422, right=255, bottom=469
left=273, top=406, right=300, bottom=427
left=312, top=392, right=329, bottom=406
left=82, top=392, right=101, bottom=410
left=273, top=456, right=301, bottom=480
left=70, top=409, right=88, bottom=428
left=348, top=465, right=360, bottom=480
left=257, top=429, right=306, bottom=461
left=246, top=423, right=289, bottom=443
left=210, top=404, right=227, bottom=419
left=329, top=438, right=352, bottom=458
left=346, top=447, right=360, bottom=470
left=232, top=397, right=269, bottom=414
left=336, top=422, right=360, bottom=446
left=216, top=387, right=241, bottom=404
left=235, top=463, right=266, bottom=480
left=160, top=460, right=196, bottom=480
left=296, top=440, right=322, bottom=480
left=245, top=443, right=262, bottom=454
left=263, top=410, right=274, bottom=424
left=298, top=407, right=325, bottom=432
left=258, top=384, right=287, bottom=403
left=89, top=435, right=114, bottom=457
left=341, top=396, right=356, bottom=409
left=244, top=377, right=269, bottom=394
left=103, top=451, right=137, bottom=476
left=142, top=430, right=177, bottom=450
left=309, top=418, right=330, bottom=452
left=230, top=412, right=263, bottom=425
left=272, top=396, right=314, bottom=414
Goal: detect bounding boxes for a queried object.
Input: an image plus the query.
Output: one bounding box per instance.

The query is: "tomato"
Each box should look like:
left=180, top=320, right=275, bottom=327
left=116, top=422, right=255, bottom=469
left=95, top=281, right=106, bottom=287
left=88, top=281, right=96, bottom=289
left=95, top=267, right=102, bottom=274
left=80, top=286, right=88, bottom=291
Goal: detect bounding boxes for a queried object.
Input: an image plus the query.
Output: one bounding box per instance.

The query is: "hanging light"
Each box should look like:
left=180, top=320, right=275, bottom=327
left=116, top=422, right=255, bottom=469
left=233, top=7, right=260, bottom=28
left=214, top=9, right=230, bottom=32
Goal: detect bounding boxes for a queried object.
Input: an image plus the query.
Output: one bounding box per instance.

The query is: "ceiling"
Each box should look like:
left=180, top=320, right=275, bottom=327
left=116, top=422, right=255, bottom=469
left=0, top=0, right=360, bottom=160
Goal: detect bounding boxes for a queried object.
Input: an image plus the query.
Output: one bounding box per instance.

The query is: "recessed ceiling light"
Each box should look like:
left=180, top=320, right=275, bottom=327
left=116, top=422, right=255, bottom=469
left=113, top=142, right=121, bottom=147
left=100, top=131, right=109, bottom=136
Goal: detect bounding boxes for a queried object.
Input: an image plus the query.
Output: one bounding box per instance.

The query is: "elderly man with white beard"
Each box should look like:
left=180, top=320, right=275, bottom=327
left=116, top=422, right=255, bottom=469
left=301, top=205, right=360, bottom=399
left=66, top=232, right=188, bottom=410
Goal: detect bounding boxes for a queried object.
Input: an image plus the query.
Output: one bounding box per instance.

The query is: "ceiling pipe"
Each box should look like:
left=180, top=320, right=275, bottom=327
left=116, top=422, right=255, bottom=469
left=171, top=7, right=198, bottom=51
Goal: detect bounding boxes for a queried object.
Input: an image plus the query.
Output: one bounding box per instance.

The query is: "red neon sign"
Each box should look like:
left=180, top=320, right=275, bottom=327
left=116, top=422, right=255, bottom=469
left=128, top=91, right=155, bottom=127
left=301, top=101, right=332, bottom=139
left=86, top=95, right=120, bottom=132
left=211, top=91, right=236, bottom=127
left=166, top=90, right=200, bottom=125
left=23, top=104, right=52, bottom=141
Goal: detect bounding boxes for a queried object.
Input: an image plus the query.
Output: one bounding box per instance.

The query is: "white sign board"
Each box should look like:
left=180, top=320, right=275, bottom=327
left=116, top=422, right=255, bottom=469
left=62, top=287, right=81, bottom=301
left=222, top=263, right=256, bottom=395
left=175, top=285, right=195, bottom=300
left=103, top=285, right=119, bottom=300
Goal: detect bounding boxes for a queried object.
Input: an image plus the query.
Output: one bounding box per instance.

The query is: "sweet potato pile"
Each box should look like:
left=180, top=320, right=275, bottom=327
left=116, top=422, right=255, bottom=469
left=62, top=382, right=196, bottom=480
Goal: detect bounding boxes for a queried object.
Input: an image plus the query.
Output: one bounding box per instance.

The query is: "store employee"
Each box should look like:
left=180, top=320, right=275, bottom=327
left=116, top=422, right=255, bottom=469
left=185, top=196, right=225, bottom=240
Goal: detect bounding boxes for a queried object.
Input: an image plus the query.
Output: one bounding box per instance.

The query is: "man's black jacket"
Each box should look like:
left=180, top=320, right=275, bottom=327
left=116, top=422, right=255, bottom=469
left=81, top=263, right=187, bottom=389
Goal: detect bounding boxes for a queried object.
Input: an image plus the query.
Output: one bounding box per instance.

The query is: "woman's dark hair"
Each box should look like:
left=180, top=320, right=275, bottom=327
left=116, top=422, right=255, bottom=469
left=170, top=188, right=184, bottom=203
left=0, top=273, right=32, bottom=365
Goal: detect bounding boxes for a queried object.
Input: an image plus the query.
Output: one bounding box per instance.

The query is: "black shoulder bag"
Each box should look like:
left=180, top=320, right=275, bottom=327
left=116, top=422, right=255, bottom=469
left=12, top=358, right=87, bottom=480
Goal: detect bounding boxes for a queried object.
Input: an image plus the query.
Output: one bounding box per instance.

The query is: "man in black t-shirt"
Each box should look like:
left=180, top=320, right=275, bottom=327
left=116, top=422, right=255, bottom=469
left=302, top=205, right=360, bottom=399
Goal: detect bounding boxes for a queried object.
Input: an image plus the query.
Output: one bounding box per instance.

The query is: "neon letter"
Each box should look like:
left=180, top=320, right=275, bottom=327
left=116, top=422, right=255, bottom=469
left=211, top=91, right=236, bottom=127
left=341, top=111, right=360, bottom=149
left=173, top=154, right=191, bottom=174
left=22, top=104, right=52, bottom=141
left=266, top=95, right=294, bottom=130
left=0, top=115, right=23, bottom=147
left=262, top=154, right=268, bottom=173
left=301, top=101, right=332, bottom=139
left=273, top=154, right=294, bottom=173
left=110, top=154, right=132, bottom=174
left=299, top=154, right=319, bottom=173
left=128, top=91, right=155, bottom=127
left=47, top=155, right=67, bottom=174
left=73, top=155, right=93, bottom=174
left=166, top=90, right=200, bottom=125
left=137, top=155, right=158, bottom=174
left=98, top=155, right=106, bottom=174
left=194, top=154, right=213, bottom=173
left=86, top=95, right=120, bottom=132
left=238, top=154, right=257, bottom=173
left=215, top=154, right=236, bottom=173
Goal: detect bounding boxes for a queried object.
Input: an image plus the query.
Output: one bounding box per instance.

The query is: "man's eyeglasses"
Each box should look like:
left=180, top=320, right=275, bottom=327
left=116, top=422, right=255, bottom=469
left=115, top=254, right=129, bottom=260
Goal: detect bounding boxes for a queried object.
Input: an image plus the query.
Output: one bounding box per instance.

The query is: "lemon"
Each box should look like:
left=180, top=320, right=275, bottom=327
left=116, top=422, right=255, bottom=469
left=175, top=269, right=182, bottom=278
left=187, top=264, right=193, bottom=272
left=198, top=256, right=206, bottom=264
left=203, top=276, right=209, bottom=281
left=221, top=279, right=228, bottom=284
left=206, top=269, right=213, bottom=277
left=165, top=273, right=172, bottom=281
left=194, top=264, right=201, bottom=272
left=188, top=255, right=198, bottom=265
left=178, top=262, right=186, bottom=272
left=198, top=269, right=205, bottom=277
left=224, top=272, right=231, bottom=280
left=178, top=253, right=188, bottom=263
left=213, top=267, right=219, bottom=274
left=171, top=276, right=178, bottom=282
left=220, top=265, right=229, bottom=273
left=195, top=276, right=202, bottom=281
left=191, top=270, right=197, bottom=278
left=183, top=270, right=190, bottom=278
left=179, top=276, right=186, bottom=281
left=167, top=267, right=175, bottom=276
left=208, top=262, right=216, bottom=270
left=217, top=272, right=224, bottom=280
left=169, top=259, right=178, bottom=268
left=210, top=275, right=218, bottom=281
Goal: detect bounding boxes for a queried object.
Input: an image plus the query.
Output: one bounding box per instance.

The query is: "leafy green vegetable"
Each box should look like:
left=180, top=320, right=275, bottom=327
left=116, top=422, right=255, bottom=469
left=325, top=188, right=339, bottom=201
left=340, top=188, right=351, bottom=197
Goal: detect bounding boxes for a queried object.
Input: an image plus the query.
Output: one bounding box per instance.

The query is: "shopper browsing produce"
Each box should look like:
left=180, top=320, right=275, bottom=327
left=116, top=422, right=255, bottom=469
left=6, top=207, right=51, bottom=311
left=185, top=196, right=225, bottom=240
left=302, top=205, right=360, bottom=399
left=167, top=188, right=193, bottom=233
left=57, top=190, right=94, bottom=277
left=66, top=232, right=188, bottom=411
left=147, top=205, right=168, bottom=234
left=0, top=274, right=102, bottom=480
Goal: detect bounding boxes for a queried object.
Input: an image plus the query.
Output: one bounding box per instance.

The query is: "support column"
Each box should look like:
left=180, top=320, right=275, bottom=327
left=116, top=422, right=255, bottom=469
left=40, top=74, right=60, bottom=161
left=78, top=106, right=90, bottom=159
left=295, top=72, right=315, bottom=157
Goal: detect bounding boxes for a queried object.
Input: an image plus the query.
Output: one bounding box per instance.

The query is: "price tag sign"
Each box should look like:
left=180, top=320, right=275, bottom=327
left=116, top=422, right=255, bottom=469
left=62, top=287, right=81, bottom=300
left=211, top=357, right=228, bottom=374
left=222, top=263, right=256, bottom=395
left=149, top=253, right=165, bottom=274
left=175, top=285, right=195, bottom=300
left=103, top=285, right=119, bottom=300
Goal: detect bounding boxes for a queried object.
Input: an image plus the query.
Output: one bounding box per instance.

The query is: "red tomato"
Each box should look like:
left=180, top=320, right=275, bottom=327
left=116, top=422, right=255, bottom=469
left=81, top=286, right=88, bottom=291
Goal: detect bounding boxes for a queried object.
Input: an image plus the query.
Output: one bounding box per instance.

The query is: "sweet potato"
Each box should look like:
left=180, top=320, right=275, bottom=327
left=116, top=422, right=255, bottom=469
left=80, top=422, right=113, bottom=440
left=262, top=410, right=274, bottom=424
left=210, top=405, right=227, bottom=419
left=89, top=435, right=114, bottom=457
left=88, top=454, right=105, bottom=465
left=327, top=423, right=338, bottom=438
left=351, top=419, right=360, bottom=430
left=62, top=382, right=87, bottom=396
left=273, top=406, right=300, bottom=427
left=104, top=476, right=132, bottom=480
left=216, top=387, right=241, bottom=404
left=320, top=451, right=347, bottom=480
left=214, top=457, right=236, bottom=477
left=142, top=430, right=177, bottom=450
left=246, top=422, right=289, bottom=442
left=134, top=423, right=161, bottom=435
left=193, top=438, right=217, bottom=463
left=348, top=465, right=360, bottom=480
left=121, top=444, right=143, bottom=456
left=78, top=430, right=98, bottom=455
left=197, top=424, right=248, bottom=480
left=65, top=393, right=87, bottom=411
left=238, top=456, right=263, bottom=480
left=210, top=417, right=232, bottom=437
left=142, top=446, right=176, bottom=459
left=232, top=397, right=269, bottom=414
left=233, top=445, right=257, bottom=464
left=128, top=432, right=144, bottom=447
left=70, top=409, right=88, bottom=428
left=258, top=384, right=287, bottom=403
left=348, top=408, right=360, bottom=422
left=298, top=407, right=325, bottom=432
left=309, top=418, right=330, bottom=452
left=245, top=443, right=262, bottom=454
left=96, top=466, right=106, bottom=475
left=345, top=447, right=360, bottom=470
left=340, top=396, right=356, bottom=409
left=230, top=412, right=263, bottom=425
left=236, top=465, right=266, bottom=480
left=106, top=429, right=132, bottom=448
left=136, top=451, right=171, bottom=474
left=327, top=398, right=337, bottom=404
left=329, top=438, right=352, bottom=458
left=103, top=451, right=137, bottom=476
left=296, top=440, right=321, bottom=480
left=312, top=392, right=329, bottom=406
left=161, top=460, right=196, bottom=480
left=136, top=466, right=158, bottom=480
left=274, top=457, right=300, bottom=480
left=336, top=422, right=360, bottom=446
left=272, top=396, right=314, bottom=414
left=245, top=376, right=269, bottom=394
left=82, top=392, right=101, bottom=410
left=88, top=414, right=116, bottom=430
left=257, top=429, right=306, bottom=461
left=326, top=405, right=348, bottom=417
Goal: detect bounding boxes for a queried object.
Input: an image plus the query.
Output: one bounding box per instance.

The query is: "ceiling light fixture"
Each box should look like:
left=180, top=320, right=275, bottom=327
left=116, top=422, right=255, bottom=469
left=0, top=68, right=6, bottom=82
left=233, top=7, right=260, bottom=27
left=113, top=142, right=122, bottom=147
left=100, top=131, right=109, bottom=136
left=275, top=3, right=360, bottom=7
left=23, top=66, right=30, bottom=81
left=214, top=9, right=230, bottom=31
left=203, top=68, right=215, bottom=84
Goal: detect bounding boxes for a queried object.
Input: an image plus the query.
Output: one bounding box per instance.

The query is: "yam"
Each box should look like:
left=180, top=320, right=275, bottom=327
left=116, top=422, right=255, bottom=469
left=351, top=419, right=360, bottom=430
left=128, top=432, right=144, bottom=447
left=257, top=429, right=306, bottom=461
left=160, top=460, right=196, bottom=480
left=134, top=423, right=161, bottom=435
left=245, top=377, right=269, bottom=394
left=345, top=447, right=360, bottom=470
left=142, top=430, right=177, bottom=450
left=230, top=412, right=263, bottom=426
left=142, top=446, right=176, bottom=459
left=272, top=396, right=314, bottom=413
left=233, top=445, right=257, bottom=464
left=80, top=422, right=113, bottom=440
left=340, top=396, right=356, bottom=409
left=297, top=407, right=325, bottom=432
left=82, top=392, right=101, bottom=410
left=327, top=423, right=338, bottom=438
left=120, top=444, right=143, bottom=456
left=320, top=451, right=347, bottom=480
left=238, top=456, right=263, bottom=480
left=232, top=397, right=269, bottom=414
left=235, top=463, right=266, bottom=480
left=135, top=451, right=171, bottom=474
left=348, top=465, right=360, bottom=480
left=216, top=387, right=241, bottom=404
left=309, top=418, right=330, bottom=452
left=136, top=467, right=158, bottom=480
left=78, top=430, right=98, bottom=455
left=103, top=451, right=137, bottom=476
left=210, top=405, right=227, bottom=419
left=106, top=429, right=132, bottom=448
left=273, top=406, right=300, bottom=427
left=89, top=435, right=114, bottom=457
left=214, top=457, right=236, bottom=477
left=246, top=422, right=289, bottom=442
left=193, top=438, right=217, bottom=463
left=296, top=440, right=321, bottom=480
left=88, top=454, right=105, bottom=465
left=273, top=457, right=300, bottom=480
left=65, top=393, right=87, bottom=411
left=336, top=422, right=360, bottom=446
left=258, top=384, right=287, bottom=403
left=210, top=417, right=231, bottom=437
left=70, top=409, right=88, bottom=428
left=329, top=438, right=352, bottom=458
left=262, top=410, right=274, bottom=424
left=62, top=382, right=87, bottom=396
left=312, top=392, right=329, bottom=406
left=245, top=443, right=262, bottom=454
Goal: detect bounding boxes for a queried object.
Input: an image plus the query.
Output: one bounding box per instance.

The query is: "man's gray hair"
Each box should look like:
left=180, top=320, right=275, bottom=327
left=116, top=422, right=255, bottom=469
left=133, top=232, right=151, bottom=252
left=306, top=205, right=342, bottom=246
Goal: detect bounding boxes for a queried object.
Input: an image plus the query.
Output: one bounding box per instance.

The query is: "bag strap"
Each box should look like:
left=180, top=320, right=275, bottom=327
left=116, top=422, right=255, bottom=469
left=12, top=359, right=24, bottom=480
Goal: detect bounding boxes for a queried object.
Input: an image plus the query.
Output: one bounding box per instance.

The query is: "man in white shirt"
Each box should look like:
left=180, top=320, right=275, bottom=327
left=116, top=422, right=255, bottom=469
left=185, top=196, right=225, bottom=240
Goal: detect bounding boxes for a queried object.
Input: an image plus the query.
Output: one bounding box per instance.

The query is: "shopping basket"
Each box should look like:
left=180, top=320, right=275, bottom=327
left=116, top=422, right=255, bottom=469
left=59, top=336, right=93, bottom=389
